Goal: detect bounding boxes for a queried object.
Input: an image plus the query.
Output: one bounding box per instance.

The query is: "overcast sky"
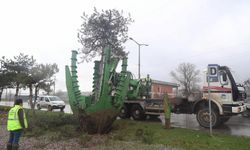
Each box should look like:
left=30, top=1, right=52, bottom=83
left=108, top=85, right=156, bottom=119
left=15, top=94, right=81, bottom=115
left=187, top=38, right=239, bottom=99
left=0, top=0, right=250, bottom=93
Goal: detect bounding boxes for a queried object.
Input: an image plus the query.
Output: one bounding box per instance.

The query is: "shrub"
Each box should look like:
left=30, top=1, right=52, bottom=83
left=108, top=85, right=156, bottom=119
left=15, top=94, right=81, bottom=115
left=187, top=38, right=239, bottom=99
left=134, top=128, right=155, bottom=144
left=23, top=109, right=80, bottom=138
left=142, top=129, right=155, bottom=144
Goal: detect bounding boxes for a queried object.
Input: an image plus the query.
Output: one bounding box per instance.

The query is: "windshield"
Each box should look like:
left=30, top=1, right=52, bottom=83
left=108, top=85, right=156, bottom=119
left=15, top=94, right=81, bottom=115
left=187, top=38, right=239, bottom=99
left=49, top=96, right=62, bottom=101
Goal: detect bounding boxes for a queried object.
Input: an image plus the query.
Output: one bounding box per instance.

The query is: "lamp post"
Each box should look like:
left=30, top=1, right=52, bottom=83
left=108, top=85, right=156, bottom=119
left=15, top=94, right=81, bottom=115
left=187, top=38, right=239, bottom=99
left=53, top=76, right=56, bottom=95
left=129, top=37, right=149, bottom=79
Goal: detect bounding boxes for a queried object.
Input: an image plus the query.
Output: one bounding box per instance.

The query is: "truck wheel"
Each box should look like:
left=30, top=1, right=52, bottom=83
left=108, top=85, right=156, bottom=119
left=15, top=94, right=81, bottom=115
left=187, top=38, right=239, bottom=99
left=37, top=104, right=41, bottom=110
left=131, top=105, right=146, bottom=121
left=119, top=106, right=130, bottom=119
left=196, top=108, right=221, bottom=128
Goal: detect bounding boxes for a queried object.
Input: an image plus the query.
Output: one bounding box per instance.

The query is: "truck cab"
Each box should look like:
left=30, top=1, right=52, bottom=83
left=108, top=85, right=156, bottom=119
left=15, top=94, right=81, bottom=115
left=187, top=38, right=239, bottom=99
left=171, top=64, right=247, bottom=128
left=194, top=64, right=246, bottom=128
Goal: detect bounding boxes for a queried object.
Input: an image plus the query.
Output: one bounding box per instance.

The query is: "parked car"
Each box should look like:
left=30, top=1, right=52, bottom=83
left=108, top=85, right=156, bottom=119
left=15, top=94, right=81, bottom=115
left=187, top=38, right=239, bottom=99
left=36, top=95, right=65, bottom=111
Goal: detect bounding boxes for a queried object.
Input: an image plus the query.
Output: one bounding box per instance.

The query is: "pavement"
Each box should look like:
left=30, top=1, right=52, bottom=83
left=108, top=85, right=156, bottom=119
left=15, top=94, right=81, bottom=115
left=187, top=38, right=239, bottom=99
left=159, top=113, right=250, bottom=137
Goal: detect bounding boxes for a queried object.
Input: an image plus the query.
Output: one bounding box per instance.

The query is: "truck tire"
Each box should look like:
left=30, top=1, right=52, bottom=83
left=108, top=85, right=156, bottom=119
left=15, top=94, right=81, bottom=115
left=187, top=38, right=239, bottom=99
left=131, top=105, right=146, bottom=121
left=196, top=107, right=221, bottom=128
left=119, top=106, right=130, bottom=119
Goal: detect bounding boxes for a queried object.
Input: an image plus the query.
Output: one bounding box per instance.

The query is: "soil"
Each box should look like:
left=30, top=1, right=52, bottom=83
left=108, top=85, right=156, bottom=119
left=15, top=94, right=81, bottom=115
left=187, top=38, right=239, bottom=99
left=79, top=109, right=119, bottom=134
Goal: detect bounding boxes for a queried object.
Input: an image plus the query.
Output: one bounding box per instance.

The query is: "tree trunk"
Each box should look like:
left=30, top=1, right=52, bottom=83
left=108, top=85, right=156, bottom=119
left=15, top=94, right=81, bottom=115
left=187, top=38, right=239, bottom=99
left=0, top=87, right=3, bottom=101
left=15, top=82, right=20, bottom=98
left=29, top=84, right=34, bottom=109
left=29, top=84, right=36, bottom=115
left=34, top=85, right=39, bottom=102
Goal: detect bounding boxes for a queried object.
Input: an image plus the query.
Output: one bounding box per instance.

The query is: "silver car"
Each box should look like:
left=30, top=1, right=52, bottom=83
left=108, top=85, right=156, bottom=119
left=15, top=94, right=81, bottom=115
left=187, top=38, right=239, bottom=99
left=37, top=95, right=65, bottom=111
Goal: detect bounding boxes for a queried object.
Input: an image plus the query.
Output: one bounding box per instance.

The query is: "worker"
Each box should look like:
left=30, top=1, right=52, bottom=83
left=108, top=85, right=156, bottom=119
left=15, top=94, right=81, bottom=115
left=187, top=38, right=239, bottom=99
left=7, top=99, right=28, bottom=150
left=145, top=74, right=152, bottom=99
left=163, top=94, right=171, bottom=129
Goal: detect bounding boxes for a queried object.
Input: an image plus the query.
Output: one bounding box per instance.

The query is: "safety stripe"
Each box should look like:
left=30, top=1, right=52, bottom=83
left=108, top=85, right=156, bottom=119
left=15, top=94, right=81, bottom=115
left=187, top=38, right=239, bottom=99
left=203, top=86, right=232, bottom=91
left=203, top=91, right=232, bottom=93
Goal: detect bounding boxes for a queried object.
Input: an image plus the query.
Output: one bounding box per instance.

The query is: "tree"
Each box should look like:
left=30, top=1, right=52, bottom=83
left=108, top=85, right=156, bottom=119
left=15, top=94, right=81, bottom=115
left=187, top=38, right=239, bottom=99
left=244, top=79, right=250, bottom=89
left=5, top=53, right=36, bottom=98
left=171, top=63, right=200, bottom=97
left=0, top=57, right=14, bottom=101
left=78, top=8, right=134, bottom=61
left=28, top=63, right=59, bottom=109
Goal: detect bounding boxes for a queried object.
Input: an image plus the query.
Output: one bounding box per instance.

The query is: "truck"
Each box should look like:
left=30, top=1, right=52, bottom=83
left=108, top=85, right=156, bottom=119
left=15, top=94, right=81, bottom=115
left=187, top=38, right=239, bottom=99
left=66, top=47, right=247, bottom=134
left=119, top=64, right=247, bottom=128
left=119, top=77, right=178, bottom=120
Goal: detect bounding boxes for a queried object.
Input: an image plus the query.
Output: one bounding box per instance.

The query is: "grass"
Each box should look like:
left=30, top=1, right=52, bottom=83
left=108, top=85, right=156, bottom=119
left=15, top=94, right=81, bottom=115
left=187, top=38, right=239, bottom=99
left=1, top=105, right=250, bottom=150
left=111, top=119, right=250, bottom=150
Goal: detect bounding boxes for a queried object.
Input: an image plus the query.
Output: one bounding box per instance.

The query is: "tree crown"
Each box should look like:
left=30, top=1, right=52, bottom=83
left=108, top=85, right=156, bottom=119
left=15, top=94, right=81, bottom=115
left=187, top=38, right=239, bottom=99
left=78, top=8, right=134, bottom=61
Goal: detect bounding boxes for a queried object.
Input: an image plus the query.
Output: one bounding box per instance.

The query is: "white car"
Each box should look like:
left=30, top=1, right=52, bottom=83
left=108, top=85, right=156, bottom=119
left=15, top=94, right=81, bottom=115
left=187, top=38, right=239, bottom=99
left=37, top=95, right=65, bottom=111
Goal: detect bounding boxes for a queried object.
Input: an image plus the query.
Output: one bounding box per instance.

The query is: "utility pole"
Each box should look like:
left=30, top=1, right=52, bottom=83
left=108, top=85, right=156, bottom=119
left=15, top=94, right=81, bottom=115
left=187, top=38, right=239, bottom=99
left=129, top=37, right=149, bottom=79
left=54, top=76, right=56, bottom=95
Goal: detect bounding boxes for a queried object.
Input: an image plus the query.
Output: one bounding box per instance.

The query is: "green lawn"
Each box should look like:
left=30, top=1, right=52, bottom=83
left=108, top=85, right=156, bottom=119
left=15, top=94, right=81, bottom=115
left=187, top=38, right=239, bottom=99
left=1, top=105, right=250, bottom=150
left=112, top=119, right=250, bottom=150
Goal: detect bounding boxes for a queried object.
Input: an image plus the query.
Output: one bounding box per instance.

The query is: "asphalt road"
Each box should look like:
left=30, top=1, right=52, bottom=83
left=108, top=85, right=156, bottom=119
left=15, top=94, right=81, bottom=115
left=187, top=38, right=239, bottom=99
left=159, top=113, right=250, bottom=137
left=1, top=101, right=250, bottom=137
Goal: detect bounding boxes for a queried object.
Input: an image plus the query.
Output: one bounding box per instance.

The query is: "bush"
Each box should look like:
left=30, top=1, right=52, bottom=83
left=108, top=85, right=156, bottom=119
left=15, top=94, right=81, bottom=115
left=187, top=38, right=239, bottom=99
left=0, top=106, right=11, bottom=112
left=26, top=110, right=78, bottom=129
left=134, top=128, right=155, bottom=144
left=142, top=129, right=155, bottom=144
left=23, top=109, right=80, bottom=138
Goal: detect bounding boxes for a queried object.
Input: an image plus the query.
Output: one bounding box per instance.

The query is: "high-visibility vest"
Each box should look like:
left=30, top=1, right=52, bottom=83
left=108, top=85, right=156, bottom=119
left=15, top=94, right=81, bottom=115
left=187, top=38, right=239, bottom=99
left=7, top=105, right=28, bottom=131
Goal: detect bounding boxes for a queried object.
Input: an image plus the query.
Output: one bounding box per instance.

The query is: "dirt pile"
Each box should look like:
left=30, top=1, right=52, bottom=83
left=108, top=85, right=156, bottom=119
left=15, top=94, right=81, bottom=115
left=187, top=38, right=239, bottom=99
left=78, top=109, right=119, bottom=134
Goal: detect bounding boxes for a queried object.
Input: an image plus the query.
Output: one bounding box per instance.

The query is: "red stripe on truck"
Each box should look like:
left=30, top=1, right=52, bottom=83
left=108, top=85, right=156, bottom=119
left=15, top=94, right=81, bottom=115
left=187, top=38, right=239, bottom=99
left=203, top=86, right=232, bottom=91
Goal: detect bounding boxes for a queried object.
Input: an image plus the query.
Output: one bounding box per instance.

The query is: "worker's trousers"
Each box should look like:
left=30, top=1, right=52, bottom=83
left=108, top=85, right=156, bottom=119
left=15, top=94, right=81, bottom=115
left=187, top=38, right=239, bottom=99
left=8, top=130, right=22, bottom=144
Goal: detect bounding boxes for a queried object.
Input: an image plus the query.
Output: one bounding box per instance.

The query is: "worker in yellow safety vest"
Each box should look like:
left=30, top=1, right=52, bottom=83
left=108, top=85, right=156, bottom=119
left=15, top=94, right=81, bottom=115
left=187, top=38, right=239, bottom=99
left=163, top=94, right=171, bottom=129
left=145, top=74, right=152, bottom=99
left=7, top=99, right=28, bottom=150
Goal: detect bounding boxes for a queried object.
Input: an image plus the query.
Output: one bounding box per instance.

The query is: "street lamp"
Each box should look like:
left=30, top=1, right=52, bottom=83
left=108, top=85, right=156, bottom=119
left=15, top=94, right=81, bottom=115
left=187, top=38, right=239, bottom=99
left=53, top=76, right=56, bottom=95
left=129, top=37, right=149, bottom=79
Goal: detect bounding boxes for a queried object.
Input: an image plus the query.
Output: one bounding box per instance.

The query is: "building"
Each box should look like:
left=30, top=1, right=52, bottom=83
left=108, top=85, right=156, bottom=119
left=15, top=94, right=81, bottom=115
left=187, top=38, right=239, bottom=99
left=150, top=79, right=178, bottom=99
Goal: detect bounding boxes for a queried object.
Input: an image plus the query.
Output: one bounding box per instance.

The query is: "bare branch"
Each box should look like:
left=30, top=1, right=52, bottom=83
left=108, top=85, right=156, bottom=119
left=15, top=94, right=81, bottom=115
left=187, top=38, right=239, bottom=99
left=170, top=63, right=201, bottom=97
